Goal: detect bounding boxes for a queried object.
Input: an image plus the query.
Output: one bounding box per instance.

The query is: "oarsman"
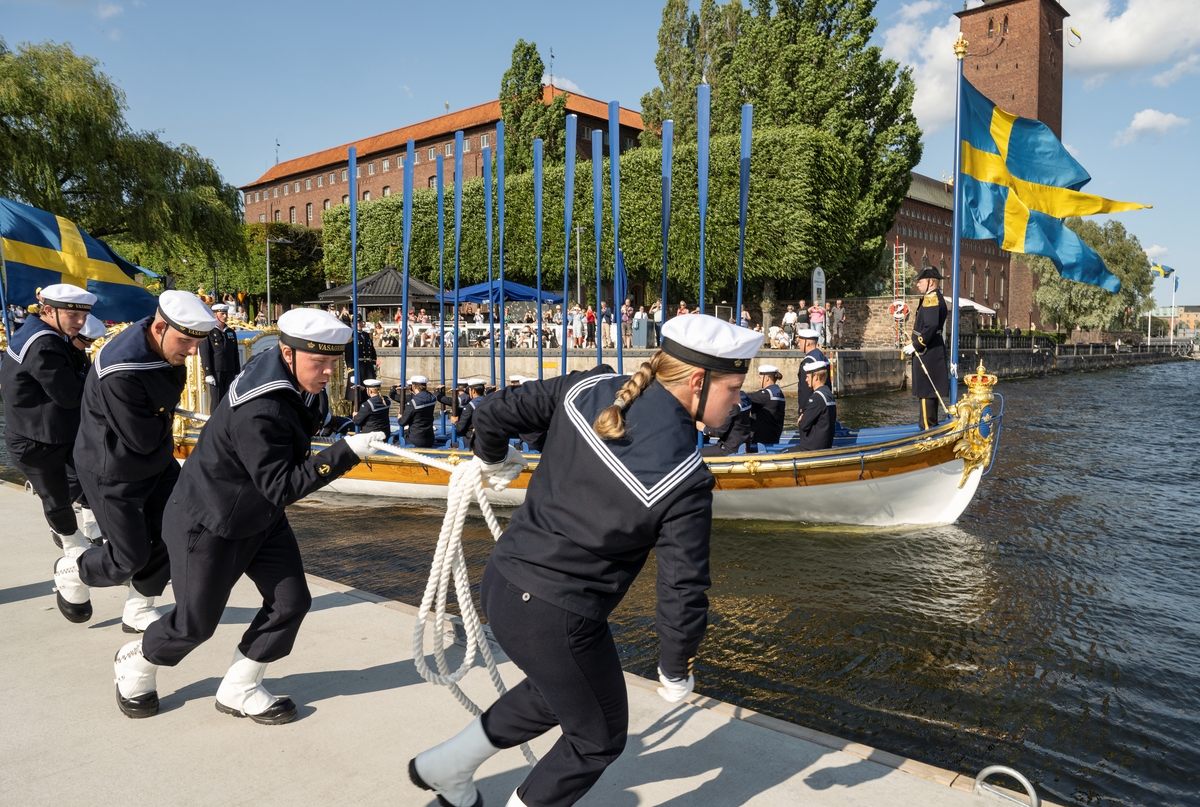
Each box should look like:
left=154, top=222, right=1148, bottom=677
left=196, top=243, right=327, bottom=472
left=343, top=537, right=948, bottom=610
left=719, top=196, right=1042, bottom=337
left=54, top=291, right=215, bottom=628
left=353, top=378, right=392, bottom=443
left=409, top=314, right=757, bottom=807
left=66, top=314, right=109, bottom=545
left=113, top=309, right=382, bottom=721
left=449, top=378, right=488, bottom=448
left=902, top=267, right=950, bottom=429
left=392, top=375, right=437, bottom=447
left=794, top=327, right=827, bottom=404
left=700, top=390, right=754, bottom=456
left=797, top=356, right=837, bottom=452
left=0, top=284, right=96, bottom=558
left=747, top=364, right=786, bottom=447
left=199, top=302, right=241, bottom=406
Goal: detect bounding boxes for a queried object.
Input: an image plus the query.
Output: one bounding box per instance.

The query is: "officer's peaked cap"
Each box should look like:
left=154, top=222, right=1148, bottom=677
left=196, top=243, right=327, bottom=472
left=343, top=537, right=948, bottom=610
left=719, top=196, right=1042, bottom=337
left=40, top=283, right=97, bottom=311
left=159, top=290, right=219, bottom=337
left=277, top=308, right=351, bottom=355
left=661, top=314, right=761, bottom=374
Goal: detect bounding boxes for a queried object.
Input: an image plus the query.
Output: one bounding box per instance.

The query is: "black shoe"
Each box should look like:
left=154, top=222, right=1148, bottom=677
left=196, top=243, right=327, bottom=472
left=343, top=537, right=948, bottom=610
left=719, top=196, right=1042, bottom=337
left=52, top=559, right=91, bottom=623
left=115, top=684, right=159, bottom=718
left=121, top=622, right=142, bottom=634
left=215, top=696, right=297, bottom=725
left=408, top=759, right=483, bottom=807
left=51, top=531, right=62, bottom=549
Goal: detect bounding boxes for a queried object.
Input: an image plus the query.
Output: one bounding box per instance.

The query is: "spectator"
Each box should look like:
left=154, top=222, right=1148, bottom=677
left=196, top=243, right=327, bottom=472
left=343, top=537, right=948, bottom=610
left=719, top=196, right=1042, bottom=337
left=740, top=306, right=752, bottom=329
left=781, top=305, right=798, bottom=346
left=650, top=300, right=663, bottom=346
left=830, top=299, right=846, bottom=348
left=621, top=298, right=633, bottom=348
left=795, top=299, right=810, bottom=330
left=677, top=300, right=689, bottom=317
left=809, top=300, right=826, bottom=345
left=599, top=301, right=613, bottom=348
left=586, top=305, right=597, bottom=348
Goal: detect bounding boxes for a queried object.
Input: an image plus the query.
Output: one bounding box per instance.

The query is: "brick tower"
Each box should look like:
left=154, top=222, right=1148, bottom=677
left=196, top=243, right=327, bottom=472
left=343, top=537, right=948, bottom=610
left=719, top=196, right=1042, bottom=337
left=956, top=0, right=1069, bottom=139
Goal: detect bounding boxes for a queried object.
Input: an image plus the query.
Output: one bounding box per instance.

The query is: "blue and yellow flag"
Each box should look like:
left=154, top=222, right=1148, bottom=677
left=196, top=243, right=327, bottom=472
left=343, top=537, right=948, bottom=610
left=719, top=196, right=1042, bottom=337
left=958, top=79, right=1147, bottom=294
left=1150, top=263, right=1175, bottom=278
left=0, top=198, right=157, bottom=321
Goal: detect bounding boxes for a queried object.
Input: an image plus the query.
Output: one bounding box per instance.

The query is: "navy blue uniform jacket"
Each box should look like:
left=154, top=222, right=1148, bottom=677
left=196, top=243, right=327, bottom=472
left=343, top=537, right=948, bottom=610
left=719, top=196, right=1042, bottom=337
left=473, top=367, right=715, bottom=679
left=169, top=347, right=359, bottom=538
left=199, top=325, right=241, bottom=376
left=798, top=384, right=837, bottom=451
left=1, top=317, right=85, bottom=444
left=394, top=389, right=437, bottom=446
left=74, top=317, right=187, bottom=482
left=747, top=384, right=785, bottom=445
left=910, top=289, right=949, bottom=399
left=353, top=394, right=392, bottom=440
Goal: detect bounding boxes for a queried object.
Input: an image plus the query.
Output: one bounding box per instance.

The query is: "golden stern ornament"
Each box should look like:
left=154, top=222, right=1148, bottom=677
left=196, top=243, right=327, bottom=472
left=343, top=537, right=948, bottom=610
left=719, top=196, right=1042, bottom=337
left=952, top=362, right=999, bottom=488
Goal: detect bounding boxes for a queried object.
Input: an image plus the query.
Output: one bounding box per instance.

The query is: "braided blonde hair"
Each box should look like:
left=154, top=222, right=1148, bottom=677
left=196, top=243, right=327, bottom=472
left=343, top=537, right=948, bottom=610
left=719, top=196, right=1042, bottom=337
left=593, top=351, right=709, bottom=440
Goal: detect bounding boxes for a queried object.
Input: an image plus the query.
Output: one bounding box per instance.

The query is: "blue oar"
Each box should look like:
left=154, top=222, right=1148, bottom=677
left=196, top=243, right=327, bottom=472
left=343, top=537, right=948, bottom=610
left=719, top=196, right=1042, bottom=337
left=562, top=115, right=577, bottom=374
left=484, top=145, right=495, bottom=387
left=593, top=131, right=603, bottom=367
left=348, top=146, right=360, bottom=429
left=737, top=104, right=752, bottom=325
left=697, top=84, right=710, bottom=315
left=497, top=122, right=507, bottom=385
left=534, top=138, right=544, bottom=380
left=609, top=101, right=623, bottom=374
left=400, top=139, right=414, bottom=412
left=661, top=120, right=674, bottom=336
left=453, top=131, right=463, bottom=398
left=436, top=154, right=446, bottom=435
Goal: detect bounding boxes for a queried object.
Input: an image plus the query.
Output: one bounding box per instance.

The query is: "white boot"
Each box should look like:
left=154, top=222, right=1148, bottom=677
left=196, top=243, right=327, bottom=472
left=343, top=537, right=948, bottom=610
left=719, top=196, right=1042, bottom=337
left=52, top=554, right=92, bottom=623
left=78, top=507, right=104, bottom=544
left=409, top=717, right=501, bottom=807
left=113, top=639, right=159, bottom=718
left=504, top=790, right=528, bottom=807
left=122, top=586, right=162, bottom=633
left=215, top=649, right=297, bottom=725
left=56, top=528, right=90, bottom=556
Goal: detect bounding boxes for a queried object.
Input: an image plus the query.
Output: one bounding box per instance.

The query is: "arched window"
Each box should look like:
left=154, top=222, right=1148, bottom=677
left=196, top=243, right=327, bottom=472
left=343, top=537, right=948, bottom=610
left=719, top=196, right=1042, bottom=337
left=429, top=176, right=437, bottom=189
left=306, top=202, right=312, bottom=222
left=988, top=18, right=994, bottom=37
left=274, top=210, right=281, bottom=222
left=1002, top=16, right=1009, bottom=34
left=970, top=266, right=977, bottom=297
left=288, top=206, right=296, bottom=223
left=342, top=195, right=348, bottom=204
left=362, top=191, right=370, bottom=201
left=323, top=199, right=331, bottom=210
left=383, top=186, right=391, bottom=196
left=984, top=269, right=991, bottom=299
left=999, top=274, right=1005, bottom=301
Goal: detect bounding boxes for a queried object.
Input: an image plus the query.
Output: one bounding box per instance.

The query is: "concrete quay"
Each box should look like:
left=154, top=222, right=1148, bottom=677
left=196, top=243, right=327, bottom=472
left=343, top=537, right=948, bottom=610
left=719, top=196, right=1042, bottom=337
left=0, top=482, right=1030, bottom=806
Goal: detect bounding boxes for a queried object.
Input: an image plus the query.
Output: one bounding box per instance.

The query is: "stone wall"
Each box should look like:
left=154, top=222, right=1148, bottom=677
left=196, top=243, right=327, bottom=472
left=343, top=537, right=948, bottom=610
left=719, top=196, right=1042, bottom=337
left=1067, top=329, right=1143, bottom=344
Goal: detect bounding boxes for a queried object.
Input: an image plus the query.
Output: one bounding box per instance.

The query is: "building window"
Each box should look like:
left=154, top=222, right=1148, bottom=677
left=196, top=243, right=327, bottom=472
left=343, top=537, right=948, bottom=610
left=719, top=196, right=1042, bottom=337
left=294, top=182, right=300, bottom=193
left=428, top=147, right=436, bottom=161
left=283, top=184, right=289, bottom=196
left=1002, top=15, right=1009, bottom=34
left=984, top=271, right=991, bottom=300
left=444, top=143, right=453, bottom=156
left=342, top=195, right=349, bottom=204
left=970, top=268, right=976, bottom=297
left=272, top=187, right=278, bottom=198
left=289, top=206, right=296, bottom=223
left=306, top=202, right=313, bottom=221
left=362, top=191, right=370, bottom=201
left=383, top=158, right=390, bottom=171
left=305, top=178, right=312, bottom=190
left=398, top=154, right=405, bottom=167
left=368, top=162, right=375, bottom=175
left=317, top=175, right=323, bottom=188
left=383, top=186, right=391, bottom=196
left=324, top=199, right=331, bottom=210
left=988, top=18, right=994, bottom=37
left=274, top=210, right=281, bottom=222
left=254, top=191, right=260, bottom=202
left=331, top=172, right=337, bottom=184
left=999, top=275, right=1005, bottom=301
left=463, top=137, right=472, bottom=152
left=356, top=166, right=361, bottom=178
left=481, top=133, right=490, bottom=148
left=341, top=169, right=348, bottom=181
left=259, top=214, right=265, bottom=223
left=429, top=176, right=437, bottom=189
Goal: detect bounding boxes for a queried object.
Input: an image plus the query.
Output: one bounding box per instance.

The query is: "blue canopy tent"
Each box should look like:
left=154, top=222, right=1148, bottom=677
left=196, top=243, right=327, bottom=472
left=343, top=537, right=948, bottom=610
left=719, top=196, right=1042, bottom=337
left=433, top=280, right=562, bottom=306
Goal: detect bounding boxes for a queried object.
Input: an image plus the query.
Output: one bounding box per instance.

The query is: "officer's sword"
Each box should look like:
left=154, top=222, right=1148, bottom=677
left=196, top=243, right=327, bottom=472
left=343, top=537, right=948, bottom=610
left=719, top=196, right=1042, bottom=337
left=909, top=349, right=951, bottom=415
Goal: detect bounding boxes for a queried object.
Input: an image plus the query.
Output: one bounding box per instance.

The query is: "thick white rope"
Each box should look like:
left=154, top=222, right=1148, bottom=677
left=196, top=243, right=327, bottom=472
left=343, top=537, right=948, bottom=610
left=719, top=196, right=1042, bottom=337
left=367, top=441, right=537, bottom=766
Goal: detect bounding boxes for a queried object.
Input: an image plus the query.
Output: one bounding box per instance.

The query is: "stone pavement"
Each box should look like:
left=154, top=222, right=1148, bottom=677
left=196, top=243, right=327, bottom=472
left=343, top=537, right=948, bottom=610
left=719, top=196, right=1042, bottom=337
left=0, top=482, right=1020, bottom=807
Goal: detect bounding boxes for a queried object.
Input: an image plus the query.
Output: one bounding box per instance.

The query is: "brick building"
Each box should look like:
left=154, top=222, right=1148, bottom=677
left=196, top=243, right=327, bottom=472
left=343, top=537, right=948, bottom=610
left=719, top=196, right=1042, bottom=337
left=240, top=86, right=642, bottom=230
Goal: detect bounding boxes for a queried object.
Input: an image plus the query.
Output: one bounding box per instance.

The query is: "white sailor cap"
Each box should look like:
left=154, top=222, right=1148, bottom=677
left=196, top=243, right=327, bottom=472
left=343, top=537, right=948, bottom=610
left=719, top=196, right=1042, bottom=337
left=509, top=375, right=523, bottom=383
left=796, top=327, right=820, bottom=341
left=277, top=308, right=352, bottom=355
left=758, top=364, right=780, bottom=375
left=465, top=377, right=486, bottom=388
left=159, top=290, right=219, bottom=338
left=211, top=303, right=229, bottom=312
left=40, top=283, right=97, bottom=311
left=409, top=375, right=429, bottom=385
left=660, top=314, right=761, bottom=374
left=363, top=378, right=382, bottom=388
left=78, top=314, right=107, bottom=341
left=801, top=356, right=830, bottom=373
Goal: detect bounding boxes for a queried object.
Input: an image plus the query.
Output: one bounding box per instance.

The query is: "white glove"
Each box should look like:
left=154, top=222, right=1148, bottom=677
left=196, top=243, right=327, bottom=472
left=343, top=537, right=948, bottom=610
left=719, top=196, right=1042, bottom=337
left=205, top=375, right=216, bottom=385
left=343, top=431, right=385, bottom=458
left=902, top=344, right=916, bottom=356
left=657, top=666, right=695, bottom=704
left=474, top=445, right=527, bottom=491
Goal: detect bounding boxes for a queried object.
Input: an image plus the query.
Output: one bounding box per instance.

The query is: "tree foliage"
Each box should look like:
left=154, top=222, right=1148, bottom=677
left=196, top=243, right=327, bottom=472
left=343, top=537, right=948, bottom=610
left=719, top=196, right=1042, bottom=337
left=322, top=126, right=860, bottom=306
left=639, top=0, right=922, bottom=294
left=1029, top=218, right=1155, bottom=332
left=0, top=39, right=244, bottom=264
left=499, top=40, right=568, bottom=175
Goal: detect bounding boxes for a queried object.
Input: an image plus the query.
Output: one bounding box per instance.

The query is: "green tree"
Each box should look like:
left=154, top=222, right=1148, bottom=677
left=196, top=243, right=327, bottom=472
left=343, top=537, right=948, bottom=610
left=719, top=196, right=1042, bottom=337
left=0, top=39, right=244, bottom=264
left=499, top=39, right=568, bottom=175
left=1029, top=218, right=1155, bottom=332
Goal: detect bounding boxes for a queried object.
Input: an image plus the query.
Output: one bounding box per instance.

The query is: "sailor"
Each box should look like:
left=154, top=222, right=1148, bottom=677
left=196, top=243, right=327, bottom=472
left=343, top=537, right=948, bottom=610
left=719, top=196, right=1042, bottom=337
left=903, top=267, right=950, bottom=429
left=68, top=314, right=107, bottom=372
left=66, top=314, right=109, bottom=544
left=343, top=319, right=378, bottom=407
left=113, top=308, right=381, bottom=721
left=797, top=356, right=836, bottom=452
left=352, top=378, right=392, bottom=443
left=0, top=284, right=96, bottom=557
left=392, top=375, right=437, bottom=447
left=55, top=291, right=215, bottom=628
left=199, top=302, right=241, bottom=406
left=449, top=378, right=488, bottom=448
left=747, top=364, right=786, bottom=446
left=794, top=327, right=826, bottom=403
left=409, top=314, right=758, bottom=807
left=507, top=374, right=523, bottom=388
left=700, top=390, right=754, bottom=456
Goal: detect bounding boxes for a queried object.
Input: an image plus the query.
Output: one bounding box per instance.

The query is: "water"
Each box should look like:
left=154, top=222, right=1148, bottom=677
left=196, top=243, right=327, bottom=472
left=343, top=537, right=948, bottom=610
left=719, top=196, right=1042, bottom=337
left=3, top=362, right=1198, bottom=805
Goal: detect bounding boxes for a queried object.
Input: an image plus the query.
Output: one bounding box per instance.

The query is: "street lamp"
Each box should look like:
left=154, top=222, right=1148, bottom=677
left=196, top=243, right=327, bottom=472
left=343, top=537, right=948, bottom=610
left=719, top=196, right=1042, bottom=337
left=265, top=235, right=293, bottom=327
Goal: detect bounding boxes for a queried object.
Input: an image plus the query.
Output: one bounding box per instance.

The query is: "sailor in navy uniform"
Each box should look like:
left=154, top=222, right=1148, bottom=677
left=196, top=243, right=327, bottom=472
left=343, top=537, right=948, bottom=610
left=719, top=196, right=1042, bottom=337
left=199, top=303, right=241, bottom=406
left=503, top=376, right=549, bottom=452
left=793, top=327, right=827, bottom=403
left=449, top=378, right=487, bottom=448
left=797, top=356, right=836, bottom=452
left=53, top=291, right=216, bottom=628
left=0, top=284, right=96, bottom=557
left=352, top=378, right=392, bottom=443
left=65, top=314, right=109, bottom=544
left=747, top=364, right=786, bottom=446
left=700, top=391, right=753, bottom=456
left=113, top=309, right=380, bottom=721
left=393, top=375, right=437, bottom=447
left=409, top=314, right=759, bottom=807
left=343, top=321, right=377, bottom=407
left=903, top=267, right=950, bottom=429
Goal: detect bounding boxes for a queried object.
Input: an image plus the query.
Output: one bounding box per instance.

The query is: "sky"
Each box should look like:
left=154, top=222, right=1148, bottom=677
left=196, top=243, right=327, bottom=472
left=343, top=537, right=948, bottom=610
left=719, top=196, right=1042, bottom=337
left=3, top=0, right=1196, bottom=306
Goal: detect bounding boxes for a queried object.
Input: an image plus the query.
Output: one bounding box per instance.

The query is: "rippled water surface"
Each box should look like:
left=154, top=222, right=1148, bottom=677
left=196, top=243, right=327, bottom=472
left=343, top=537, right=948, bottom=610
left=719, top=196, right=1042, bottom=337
left=4, top=362, right=1198, bottom=805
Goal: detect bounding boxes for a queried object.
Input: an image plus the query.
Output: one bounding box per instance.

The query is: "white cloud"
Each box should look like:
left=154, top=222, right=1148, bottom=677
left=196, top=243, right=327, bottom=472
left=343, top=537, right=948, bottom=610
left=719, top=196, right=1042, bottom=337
left=95, top=2, right=122, bottom=19
left=1113, top=108, right=1190, bottom=145
left=542, top=74, right=583, bottom=95
left=401, top=84, right=414, bottom=99
left=1152, top=53, right=1200, bottom=86
left=1065, top=0, right=1200, bottom=87
left=898, top=0, right=940, bottom=21
left=880, top=3, right=963, bottom=135
left=1145, top=244, right=1170, bottom=262
left=1063, top=143, right=1080, bottom=157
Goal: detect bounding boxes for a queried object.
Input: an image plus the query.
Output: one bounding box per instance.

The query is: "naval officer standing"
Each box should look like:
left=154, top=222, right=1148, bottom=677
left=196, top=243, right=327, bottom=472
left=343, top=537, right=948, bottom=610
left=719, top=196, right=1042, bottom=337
left=409, top=314, right=759, bottom=807
left=53, top=291, right=215, bottom=628
left=199, top=302, right=241, bottom=406
left=902, top=267, right=950, bottom=429
left=0, top=284, right=96, bottom=558
left=113, top=309, right=381, bottom=721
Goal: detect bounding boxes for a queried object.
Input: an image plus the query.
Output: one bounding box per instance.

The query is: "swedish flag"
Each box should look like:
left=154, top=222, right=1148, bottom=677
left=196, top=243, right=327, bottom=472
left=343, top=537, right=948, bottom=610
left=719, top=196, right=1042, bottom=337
left=0, top=198, right=157, bottom=322
left=1150, top=263, right=1175, bottom=278
left=958, top=79, right=1147, bottom=294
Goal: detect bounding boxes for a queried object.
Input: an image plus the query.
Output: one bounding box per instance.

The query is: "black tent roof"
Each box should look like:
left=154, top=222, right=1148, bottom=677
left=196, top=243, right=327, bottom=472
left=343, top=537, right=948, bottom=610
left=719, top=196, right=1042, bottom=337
left=318, top=265, right=442, bottom=306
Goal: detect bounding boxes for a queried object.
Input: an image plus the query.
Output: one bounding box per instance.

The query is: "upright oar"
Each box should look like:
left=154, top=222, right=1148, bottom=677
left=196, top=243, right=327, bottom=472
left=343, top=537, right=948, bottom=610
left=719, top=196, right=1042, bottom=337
left=561, top=115, right=577, bottom=374
left=400, top=139, right=414, bottom=410
left=534, top=138, right=544, bottom=380
left=737, top=104, right=752, bottom=324
left=484, top=145, right=496, bottom=387
left=348, top=146, right=360, bottom=422
left=453, top=131, right=464, bottom=399
left=609, top=101, right=623, bottom=374
left=697, top=84, right=710, bottom=315
left=497, top=122, right=507, bottom=386
left=436, top=154, right=447, bottom=434
left=660, top=120, right=674, bottom=334
left=592, top=131, right=604, bottom=367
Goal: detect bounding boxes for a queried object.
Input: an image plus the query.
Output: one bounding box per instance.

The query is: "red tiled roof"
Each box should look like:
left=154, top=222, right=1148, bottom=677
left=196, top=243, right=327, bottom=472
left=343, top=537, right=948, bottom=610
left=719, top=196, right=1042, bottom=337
left=241, top=86, right=643, bottom=188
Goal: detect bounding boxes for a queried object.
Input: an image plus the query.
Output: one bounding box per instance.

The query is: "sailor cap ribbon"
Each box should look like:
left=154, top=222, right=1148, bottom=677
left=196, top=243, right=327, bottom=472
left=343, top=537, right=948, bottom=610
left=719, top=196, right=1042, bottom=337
left=39, top=283, right=97, bottom=311
left=660, top=314, right=761, bottom=374
left=277, top=308, right=352, bottom=355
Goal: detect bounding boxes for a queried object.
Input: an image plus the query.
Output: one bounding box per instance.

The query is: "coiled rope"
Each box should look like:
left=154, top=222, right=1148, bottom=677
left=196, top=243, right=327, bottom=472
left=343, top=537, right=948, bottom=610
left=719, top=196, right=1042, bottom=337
left=367, top=441, right=537, bottom=766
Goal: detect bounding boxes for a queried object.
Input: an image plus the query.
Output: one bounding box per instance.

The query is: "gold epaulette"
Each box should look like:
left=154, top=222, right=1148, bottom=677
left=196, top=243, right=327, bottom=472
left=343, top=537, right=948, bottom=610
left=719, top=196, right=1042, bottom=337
left=922, top=291, right=939, bottom=307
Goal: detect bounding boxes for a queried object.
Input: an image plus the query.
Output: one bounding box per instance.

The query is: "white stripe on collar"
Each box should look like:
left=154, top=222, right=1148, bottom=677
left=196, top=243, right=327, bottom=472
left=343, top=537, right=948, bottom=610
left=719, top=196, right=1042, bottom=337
left=5, top=329, right=59, bottom=364
left=227, top=379, right=298, bottom=408
left=96, top=359, right=172, bottom=378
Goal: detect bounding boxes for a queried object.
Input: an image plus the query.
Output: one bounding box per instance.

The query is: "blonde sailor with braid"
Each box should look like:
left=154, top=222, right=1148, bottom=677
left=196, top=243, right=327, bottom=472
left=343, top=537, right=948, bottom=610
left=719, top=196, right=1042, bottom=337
left=409, top=314, right=759, bottom=807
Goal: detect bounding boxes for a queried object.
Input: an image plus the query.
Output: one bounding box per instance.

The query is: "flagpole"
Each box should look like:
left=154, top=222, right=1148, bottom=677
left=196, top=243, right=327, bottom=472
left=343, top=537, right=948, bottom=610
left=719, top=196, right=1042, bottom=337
left=0, top=235, right=13, bottom=339
left=660, top=120, right=674, bottom=338
left=562, top=115, right=577, bottom=374
left=949, top=35, right=968, bottom=405
left=609, top=101, right=623, bottom=374
left=349, top=146, right=360, bottom=421
left=483, top=145, right=495, bottom=387
left=400, top=139, right=414, bottom=409
left=534, top=137, right=544, bottom=380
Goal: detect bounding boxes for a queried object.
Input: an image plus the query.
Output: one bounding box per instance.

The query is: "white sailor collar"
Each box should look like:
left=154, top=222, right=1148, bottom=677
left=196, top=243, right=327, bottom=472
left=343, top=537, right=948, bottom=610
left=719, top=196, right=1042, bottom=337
left=4, top=317, right=65, bottom=364
left=94, top=316, right=171, bottom=378
left=227, top=348, right=314, bottom=409
left=564, top=374, right=704, bottom=509
left=765, top=384, right=785, bottom=402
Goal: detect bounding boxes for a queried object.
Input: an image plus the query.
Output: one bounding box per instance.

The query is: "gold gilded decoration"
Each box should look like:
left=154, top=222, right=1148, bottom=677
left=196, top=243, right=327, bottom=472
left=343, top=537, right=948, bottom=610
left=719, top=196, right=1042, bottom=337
left=318, top=463, right=331, bottom=476
left=307, top=342, right=316, bottom=348
left=954, top=33, right=969, bottom=60
left=952, top=361, right=999, bottom=488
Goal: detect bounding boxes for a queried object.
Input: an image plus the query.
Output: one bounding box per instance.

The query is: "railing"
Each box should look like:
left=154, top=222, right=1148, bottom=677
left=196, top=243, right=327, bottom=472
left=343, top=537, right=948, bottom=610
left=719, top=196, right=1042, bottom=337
left=959, top=333, right=1057, bottom=351
left=959, top=334, right=1193, bottom=358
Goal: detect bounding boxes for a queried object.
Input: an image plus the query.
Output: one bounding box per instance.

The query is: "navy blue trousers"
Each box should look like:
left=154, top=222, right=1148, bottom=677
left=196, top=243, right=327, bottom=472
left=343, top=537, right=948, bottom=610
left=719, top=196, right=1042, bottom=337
left=6, top=434, right=77, bottom=535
